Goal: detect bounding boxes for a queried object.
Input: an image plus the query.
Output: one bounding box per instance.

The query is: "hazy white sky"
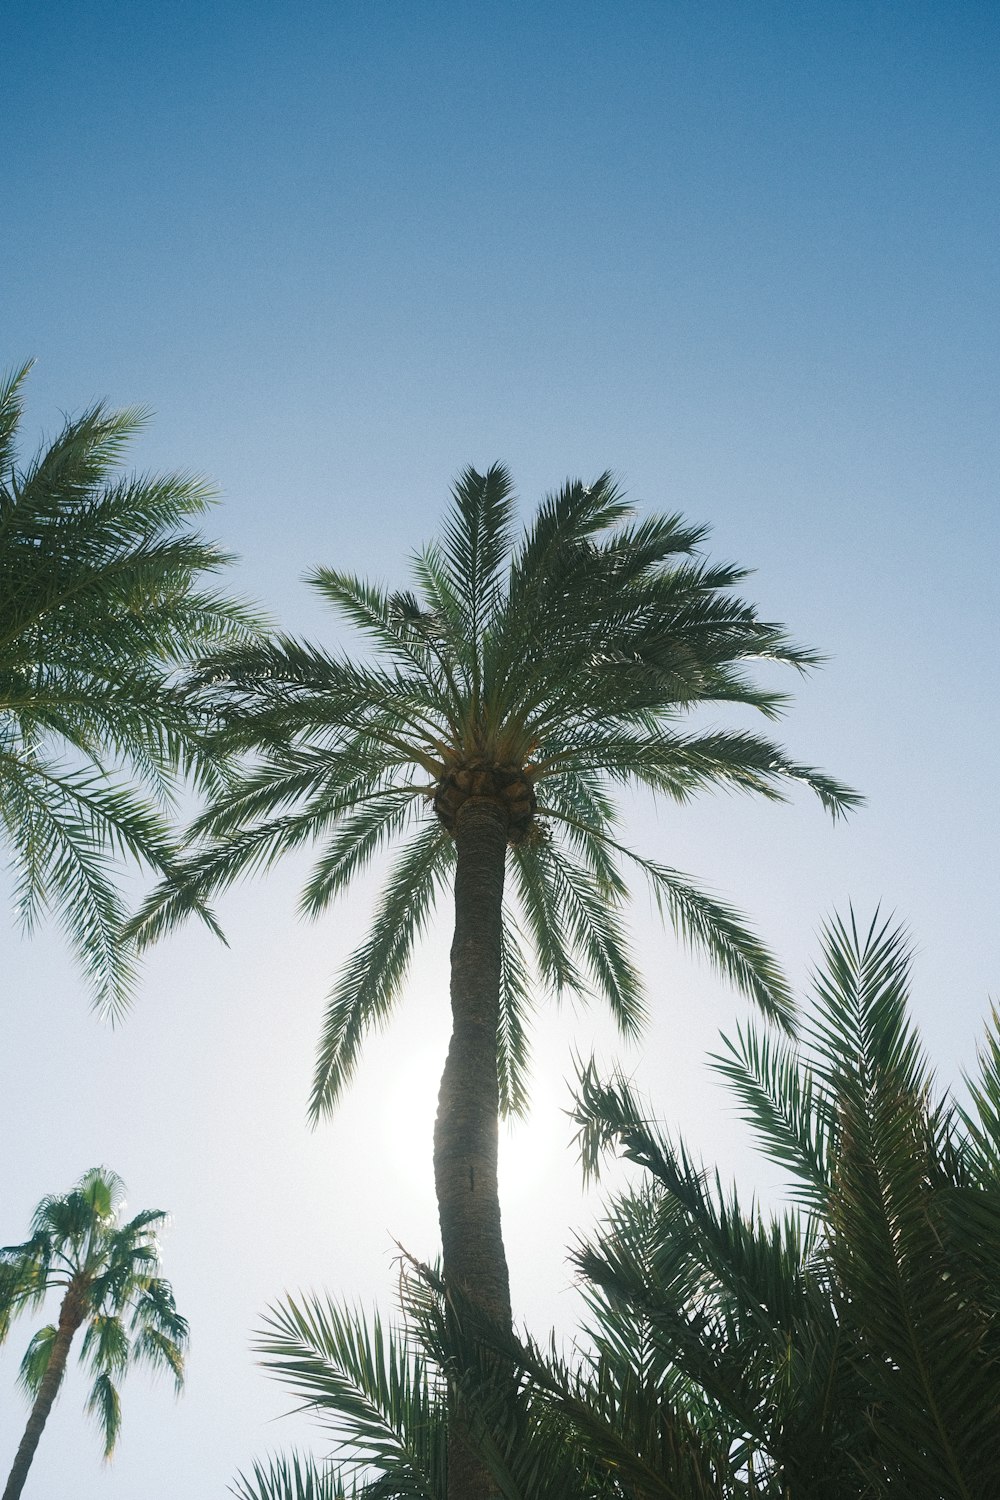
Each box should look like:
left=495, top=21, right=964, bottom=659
left=2, top=2, right=998, bottom=1494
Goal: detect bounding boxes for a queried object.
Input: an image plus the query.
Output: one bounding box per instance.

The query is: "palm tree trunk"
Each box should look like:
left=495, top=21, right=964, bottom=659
left=433, top=795, right=513, bottom=1500
left=2, top=1289, right=84, bottom=1500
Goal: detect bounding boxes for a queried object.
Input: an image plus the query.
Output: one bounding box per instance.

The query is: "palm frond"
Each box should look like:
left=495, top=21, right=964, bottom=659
left=439, top=464, right=516, bottom=680
left=301, top=788, right=428, bottom=918
left=17, top=1324, right=57, bottom=1396
left=496, top=913, right=532, bottom=1120
left=85, top=1370, right=123, bottom=1458
left=255, top=1294, right=444, bottom=1498
left=805, top=912, right=996, bottom=1495
left=231, top=1452, right=351, bottom=1500
left=960, top=1002, right=1000, bottom=1181
left=518, top=836, right=646, bottom=1036
left=711, top=1024, right=831, bottom=1206
left=310, top=824, right=453, bottom=1120
left=81, top=1313, right=130, bottom=1376
left=0, top=361, right=32, bottom=471
left=1, top=761, right=154, bottom=1015
left=548, top=820, right=794, bottom=1030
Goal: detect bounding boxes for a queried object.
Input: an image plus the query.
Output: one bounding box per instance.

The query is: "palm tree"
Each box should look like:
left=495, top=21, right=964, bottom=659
left=0, top=1167, right=188, bottom=1500
left=132, top=466, right=858, bottom=1498
left=0, top=361, right=257, bottom=1012
left=568, top=912, right=1000, bottom=1497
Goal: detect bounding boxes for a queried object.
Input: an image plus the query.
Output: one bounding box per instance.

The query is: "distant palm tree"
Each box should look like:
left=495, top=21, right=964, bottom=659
left=0, top=1167, right=187, bottom=1500
left=0, top=362, right=257, bottom=1011
left=133, top=467, right=858, bottom=1499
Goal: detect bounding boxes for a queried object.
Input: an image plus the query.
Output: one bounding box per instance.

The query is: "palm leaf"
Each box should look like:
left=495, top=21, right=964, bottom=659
left=231, top=1452, right=351, bottom=1500
left=85, top=1370, right=123, bottom=1458
left=255, top=1294, right=444, bottom=1498
left=310, top=824, right=453, bottom=1119
left=17, top=1324, right=57, bottom=1396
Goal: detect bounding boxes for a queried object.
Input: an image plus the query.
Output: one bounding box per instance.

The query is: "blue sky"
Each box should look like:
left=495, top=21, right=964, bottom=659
left=2, top=3, right=998, bottom=1494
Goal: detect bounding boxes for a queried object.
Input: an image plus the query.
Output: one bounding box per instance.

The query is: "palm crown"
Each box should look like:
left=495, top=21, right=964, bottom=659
left=133, top=465, right=858, bottom=1119
left=0, top=362, right=257, bottom=1011
left=0, top=1168, right=187, bottom=1500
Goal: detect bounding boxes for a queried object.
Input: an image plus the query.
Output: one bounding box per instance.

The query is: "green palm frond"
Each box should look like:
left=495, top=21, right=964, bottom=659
left=310, top=570, right=445, bottom=684
left=536, top=772, right=625, bottom=886
left=960, top=1002, right=1000, bottom=1180
left=17, top=1325, right=57, bottom=1397
left=497, top=913, right=533, bottom=1120
left=440, top=465, right=516, bottom=685
left=2, top=758, right=186, bottom=1014
left=129, top=1274, right=188, bottom=1342
left=127, top=751, right=416, bottom=948
left=562, top=828, right=794, bottom=1030
left=255, top=1294, right=444, bottom=1498
left=711, top=1024, right=831, bottom=1206
left=301, top=788, right=429, bottom=918
left=0, top=364, right=260, bottom=1008
left=806, top=909, right=926, bottom=1102
left=131, top=1325, right=186, bottom=1388
left=526, top=837, right=645, bottom=1036
left=85, top=1370, right=123, bottom=1459
left=571, top=912, right=1000, bottom=1499
left=805, top=914, right=996, bottom=1496
left=231, top=1452, right=351, bottom=1500
left=541, top=730, right=860, bottom=819
left=310, top=824, right=454, bottom=1120
left=81, top=1314, right=130, bottom=1377
left=2, top=773, right=132, bottom=1011
left=403, top=1257, right=730, bottom=1500
left=509, top=839, right=588, bottom=998
left=0, top=363, right=32, bottom=468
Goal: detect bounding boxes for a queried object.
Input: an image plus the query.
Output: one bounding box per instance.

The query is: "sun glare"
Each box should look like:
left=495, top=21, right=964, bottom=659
left=379, top=1045, right=561, bottom=1208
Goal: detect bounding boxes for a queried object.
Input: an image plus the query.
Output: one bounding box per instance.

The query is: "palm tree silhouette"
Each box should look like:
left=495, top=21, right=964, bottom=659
left=133, top=466, right=858, bottom=1497
left=0, top=1167, right=187, bottom=1500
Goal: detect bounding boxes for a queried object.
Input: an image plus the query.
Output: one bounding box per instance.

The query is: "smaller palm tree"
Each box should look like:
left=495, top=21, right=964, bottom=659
left=0, top=1167, right=188, bottom=1500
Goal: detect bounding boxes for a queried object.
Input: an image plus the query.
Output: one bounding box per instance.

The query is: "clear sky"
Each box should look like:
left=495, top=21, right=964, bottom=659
left=2, top=2, right=998, bottom=1494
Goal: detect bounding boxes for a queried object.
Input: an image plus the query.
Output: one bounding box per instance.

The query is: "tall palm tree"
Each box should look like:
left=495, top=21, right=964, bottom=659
left=0, top=361, right=257, bottom=1011
left=0, top=1167, right=188, bottom=1500
left=132, top=467, right=858, bottom=1498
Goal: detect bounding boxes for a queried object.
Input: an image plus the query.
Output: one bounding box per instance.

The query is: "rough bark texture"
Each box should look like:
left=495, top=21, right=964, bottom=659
left=433, top=795, right=513, bottom=1500
left=2, top=1286, right=85, bottom=1500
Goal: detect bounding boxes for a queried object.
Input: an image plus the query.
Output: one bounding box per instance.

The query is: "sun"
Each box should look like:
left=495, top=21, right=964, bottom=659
left=378, top=1042, right=561, bottom=1210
